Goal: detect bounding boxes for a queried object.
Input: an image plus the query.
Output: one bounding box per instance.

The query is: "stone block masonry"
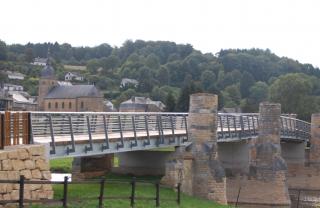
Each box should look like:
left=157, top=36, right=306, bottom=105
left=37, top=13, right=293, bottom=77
left=161, top=93, right=227, bottom=205
left=227, top=103, right=291, bottom=207
left=0, top=145, right=53, bottom=206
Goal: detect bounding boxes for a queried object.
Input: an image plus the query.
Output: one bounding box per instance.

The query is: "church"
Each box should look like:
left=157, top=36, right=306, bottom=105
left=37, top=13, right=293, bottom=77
left=38, top=59, right=104, bottom=112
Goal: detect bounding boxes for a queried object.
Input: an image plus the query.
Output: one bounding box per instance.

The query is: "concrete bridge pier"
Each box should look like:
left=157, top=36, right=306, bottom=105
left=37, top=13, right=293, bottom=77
left=162, top=93, right=227, bottom=204
left=227, top=103, right=291, bottom=207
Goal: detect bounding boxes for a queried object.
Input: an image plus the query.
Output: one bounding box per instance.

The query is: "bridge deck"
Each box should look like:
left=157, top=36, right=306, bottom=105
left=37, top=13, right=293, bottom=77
left=34, top=129, right=187, bottom=145
left=0, top=111, right=311, bottom=158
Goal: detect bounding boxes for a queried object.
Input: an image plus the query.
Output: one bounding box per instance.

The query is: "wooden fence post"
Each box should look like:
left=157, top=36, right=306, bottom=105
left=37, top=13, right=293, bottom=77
left=19, top=175, right=25, bottom=208
left=155, top=182, right=160, bottom=207
left=130, top=177, right=136, bottom=207
left=98, top=178, right=105, bottom=208
left=177, top=183, right=181, bottom=205
left=63, top=176, right=69, bottom=208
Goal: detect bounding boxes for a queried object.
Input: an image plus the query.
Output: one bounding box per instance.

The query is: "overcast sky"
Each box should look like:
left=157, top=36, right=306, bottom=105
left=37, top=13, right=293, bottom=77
left=1, top=0, right=319, bottom=67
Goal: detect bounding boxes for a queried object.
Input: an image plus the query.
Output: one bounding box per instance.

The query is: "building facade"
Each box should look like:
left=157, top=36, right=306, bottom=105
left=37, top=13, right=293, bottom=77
left=38, top=60, right=103, bottom=112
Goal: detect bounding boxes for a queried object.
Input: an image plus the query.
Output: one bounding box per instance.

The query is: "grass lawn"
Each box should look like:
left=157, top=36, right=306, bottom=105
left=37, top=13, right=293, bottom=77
left=50, top=157, right=74, bottom=173
left=46, top=158, right=230, bottom=208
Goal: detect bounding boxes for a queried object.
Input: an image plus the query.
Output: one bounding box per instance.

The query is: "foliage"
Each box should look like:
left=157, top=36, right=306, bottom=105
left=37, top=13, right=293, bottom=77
left=269, top=73, right=320, bottom=120
left=2, top=39, right=320, bottom=119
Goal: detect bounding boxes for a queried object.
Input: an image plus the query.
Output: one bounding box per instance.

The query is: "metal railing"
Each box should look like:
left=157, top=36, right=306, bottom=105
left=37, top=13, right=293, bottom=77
left=30, top=112, right=189, bottom=155
left=0, top=111, right=312, bottom=156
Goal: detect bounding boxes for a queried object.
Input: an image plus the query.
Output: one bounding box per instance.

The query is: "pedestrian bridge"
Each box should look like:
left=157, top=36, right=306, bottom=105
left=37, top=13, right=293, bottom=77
left=0, top=111, right=311, bottom=159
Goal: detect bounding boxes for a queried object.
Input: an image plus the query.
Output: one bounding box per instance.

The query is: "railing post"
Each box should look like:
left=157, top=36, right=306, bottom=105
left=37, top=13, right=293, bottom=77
left=49, top=115, right=56, bottom=155
left=98, top=178, right=105, bottom=208
left=177, top=183, right=181, bottom=205
left=296, top=190, right=301, bottom=208
left=235, top=186, right=241, bottom=207
left=63, top=176, right=69, bottom=208
left=19, top=175, right=25, bottom=208
left=143, top=115, right=150, bottom=146
left=130, top=177, right=136, bottom=207
left=155, top=182, right=160, bottom=207
left=27, top=112, right=33, bottom=144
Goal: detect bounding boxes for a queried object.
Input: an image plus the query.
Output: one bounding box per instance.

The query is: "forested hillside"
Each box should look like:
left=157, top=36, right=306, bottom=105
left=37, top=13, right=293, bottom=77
left=1, top=39, right=320, bottom=120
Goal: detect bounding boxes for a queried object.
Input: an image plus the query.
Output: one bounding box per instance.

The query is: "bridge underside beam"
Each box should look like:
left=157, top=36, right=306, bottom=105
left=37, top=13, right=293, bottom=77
left=38, top=135, right=188, bottom=159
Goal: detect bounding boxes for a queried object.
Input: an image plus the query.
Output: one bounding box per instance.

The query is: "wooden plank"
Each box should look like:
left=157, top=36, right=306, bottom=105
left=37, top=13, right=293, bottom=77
left=13, top=112, right=19, bottom=145
left=4, top=111, right=11, bottom=146
left=22, top=112, right=29, bottom=144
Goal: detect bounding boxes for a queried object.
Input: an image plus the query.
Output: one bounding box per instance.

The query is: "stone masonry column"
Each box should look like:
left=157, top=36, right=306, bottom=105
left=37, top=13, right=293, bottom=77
left=189, top=93, right=227, bottom=204
left=310, top=113, right=320, bottom=164
left=238, top=102, right=291, bottom=206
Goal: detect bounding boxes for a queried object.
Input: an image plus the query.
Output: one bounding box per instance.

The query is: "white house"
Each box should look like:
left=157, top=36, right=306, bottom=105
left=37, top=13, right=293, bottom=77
left=32, top=57, right=47, bottom=66
left=64, top=72, right=84, bottom=81
left=3, top=83, right=24, bottom=91
left=6, top=71, right=25, bottom=80
left=120, top=78, right=139, bottom=88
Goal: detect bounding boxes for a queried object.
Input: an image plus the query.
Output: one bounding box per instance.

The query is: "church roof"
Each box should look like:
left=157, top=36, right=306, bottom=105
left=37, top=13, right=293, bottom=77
left=45, top=85, right=101, bottom=99
left=40, top=65, right=55, bottom=78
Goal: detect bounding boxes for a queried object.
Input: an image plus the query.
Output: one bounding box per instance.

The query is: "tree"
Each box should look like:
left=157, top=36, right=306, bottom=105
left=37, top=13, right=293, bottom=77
left=240, top=72, right=255, bottom=97
left=24, top=48, right=34, bottom=62
left=165, top=92, right=176, bottom=112
left=145, top=53, right=160, bottom=69
left=201, top=70, right=216, bottom=91
left=222, top=84, right=241, bottom=107
left=157, top=66, right=169, bottom=85
left=175, top=81, right=202, bottom=112
left=249, top=81, right=269, bottom=103
left=269, top=73, right=318, bottom=120
left=0, top=40, right=7, bottom=61
left=137, top=66, right=154, bottom=93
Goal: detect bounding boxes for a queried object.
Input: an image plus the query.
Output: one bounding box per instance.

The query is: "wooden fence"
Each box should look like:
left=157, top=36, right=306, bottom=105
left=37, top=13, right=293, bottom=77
left=0, top=176, right=181, bottom=208
left=0, top=111, right=32, bottom=149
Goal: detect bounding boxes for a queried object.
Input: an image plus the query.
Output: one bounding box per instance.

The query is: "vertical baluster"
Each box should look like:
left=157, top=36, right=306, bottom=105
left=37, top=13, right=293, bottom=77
left=85, top=115, right=93, bottom=153
left=117, top=115, right=124, bottom=149
left=49, top=115, right=56, bottom=155
left=239, top=116, right=244, bottom=139
left=131, top=115, right=138, bottom=148
left=102, top=115, right=109, bottom=150
left=169, top=115, right=175, bottom=144
left=219, top=115, right=224, bottom=140
left=252, top=116, right=256, bottom=135
left=233, top=116, right=237, bottom=138
left=183, top=115, right=188, bottom=143
left=227, top=115, right=231, bottom=138
left=144, top=115, right=150, bottom=146
left=66, top=115, right=75, bottom=154
left=247, top=116, right=251, bottom=136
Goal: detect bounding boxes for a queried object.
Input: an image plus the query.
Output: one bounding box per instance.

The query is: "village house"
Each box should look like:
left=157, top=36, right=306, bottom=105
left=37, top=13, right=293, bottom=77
left=119, top=96, right=165, bottom=112
left=5, top=71, right=25, bottom=80
left=64, top=72, right=84, bottom=81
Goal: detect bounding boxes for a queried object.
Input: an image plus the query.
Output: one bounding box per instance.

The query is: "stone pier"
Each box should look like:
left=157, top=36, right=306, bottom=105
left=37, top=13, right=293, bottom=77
left=72, top=154, right=113, bottom=180
left=162, top=93, right=227, bottom=204
left=227, top=102, right=291, bottom=207
left=285, top=113, right=320, bottom=192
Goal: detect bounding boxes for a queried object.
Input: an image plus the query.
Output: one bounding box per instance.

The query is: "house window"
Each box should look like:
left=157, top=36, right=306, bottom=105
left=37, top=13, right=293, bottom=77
left=62, top=102, right=64, bottom=109
left=48, top=102, right=51, bottom=109
left=81, top=101, right=84, bottom=109
left=69, top=102, right=72, bottom=109
left=55, top=102, right=58, bottom=109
